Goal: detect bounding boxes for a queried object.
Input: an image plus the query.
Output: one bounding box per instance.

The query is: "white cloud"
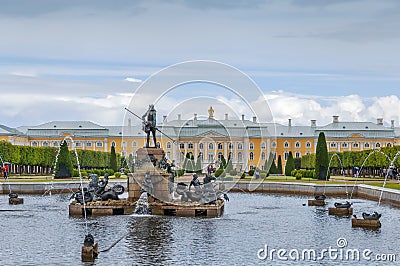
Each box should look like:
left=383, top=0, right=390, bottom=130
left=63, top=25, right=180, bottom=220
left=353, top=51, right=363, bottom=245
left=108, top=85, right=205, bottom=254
left=125, top=77, right=143, bottom=83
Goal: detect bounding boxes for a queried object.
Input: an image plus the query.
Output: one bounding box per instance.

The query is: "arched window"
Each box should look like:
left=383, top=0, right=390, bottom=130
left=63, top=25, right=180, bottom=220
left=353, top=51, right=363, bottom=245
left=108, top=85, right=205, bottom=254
left=342, top=142, right=348, bottom=148
left=208, top=143, right=214, bottom=150
left=53, top=141, right=59, bottom=147
left=387, top=143, right=392, bottom=147
left=272, top=141, right=277, bottom=148
left=306, top=142, right=311, bottom=148
left=249, top=152, right=254, bottom=161
left=179, top=143, right=185, bottom=149
left=238, top=152, right=243, bottom=161
left=198, top=152, right=203, bottom=161
left=228, top=143, right=233, bottom=149
left=237, top=143, right=243, bottom=150
left=218, top=152, right=223, bottom=161
left=217, top=143, right=223, bottom=150
left=284, top=141, right=289, bottom=148
left=122, top=141, right=127, bottom=148
left=111, top=141, right=116, bottom=147
left=188, top=143, right=194, bottom=149
left=249, top=142, right=254, bottom=150
left=352, top=143, right=359, bottom=148
left=132, top=141, right=137, bottom=148
left=306, top=151, right=311, bottom=155
left=156, top=142, right=161, bottom=148
left=375, top=143, right=381, bottom=148
left=295, top=142, right=300, bottom=148
left=199, top=143, right=204, bottom=149
left=166, top=152, right=171, bottom=159
left=261, top=142, right=266, bottom=150
left=208, top=152, right=214, bottom=161
left=330, top=143, right=337, bottom=148
left=284, top=151, right=289, bottom=161
left=166, top=142, right=171, bottom=149
left=42, top=141, right=49, bottom=147
left=295, top=152, right=301, bottom=158
left=121, top=151, right=126, bottom=156
left=364, top=143, right=370, bottom=148
left=261, top=152, right=266, bottom=160
left=228, top=152, right=233, bottom=160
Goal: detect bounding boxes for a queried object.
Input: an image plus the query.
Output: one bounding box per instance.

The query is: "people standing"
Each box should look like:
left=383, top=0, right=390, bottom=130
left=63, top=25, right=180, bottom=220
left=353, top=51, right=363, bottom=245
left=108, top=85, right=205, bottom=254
left=3, top=164, right=9, bottom=179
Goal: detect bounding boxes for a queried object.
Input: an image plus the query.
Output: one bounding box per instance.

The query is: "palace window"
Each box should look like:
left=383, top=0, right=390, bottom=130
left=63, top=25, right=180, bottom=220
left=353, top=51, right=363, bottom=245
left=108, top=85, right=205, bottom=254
left=261, top=152, right=266, bottom=160
left=272, top=141, right=277, bottom=148
left=86, top=142, right=92, bottom=147
left=284, top=141, right=289, bottom=148
left=364, top=143, right=370, bottom=148
left=53, top=141, right=59, bottom=147
left=188, top=143, right=194, bottom=149
left=249, top=152, right=254, bottom=161
left=330, top=143, right=337, bottom=148
left=166, top=152, right=171, bottom=159
left=199, top=143, right=204, bottom=149
left=228, top=152, right=233, bottom=160
left=166, top=142, right=171, bottom=149
left=238, top=152, right=243, bottom=161
left=199, top=152, right=203, bottom=161
left=122, top=141, right=127, bottom=148
left=218, top=152, right=223, bottom=161
left=217, top=143, right=223, bottom=150
left=387, top=143, right=392, bottom=147
left=237, top=143, right=243, bottom=150
left=96, top=142, right=103, bottom=147
left=249, top=142, right=254, bottom=150
left=42, top=141, right=49, bottom=147
left=353, top=143, right=359, bottom=148
left=228, top=143, right=233, bottom=149
left=121, top=151, right=126, bottom=156
left=132, top=141, right=137, bottom=148
left=208, top=152, right=214, bottom=161
left=375, top=143, right=381, bottom=148
left=75, top=142, right=81, bottom=147
left=295, top=142, right=300, bottom=148
left=342, top=142, right=348, bottom=148
left=261, top=142, right=266, bottom=150
left=295, top=152, right=301, bottom=158
left=179, top=143, right=185, bottom=149
left=208, top=143, right=214, bottom=150
left=32, top=141, right=38, bottom=147
left=111, top=141, right=116, bottom=147
left=284, top=151, right=289, bottom=161
left=156, top=142, right=161, bottom=148
left=306, top=142, right=311, bottom=148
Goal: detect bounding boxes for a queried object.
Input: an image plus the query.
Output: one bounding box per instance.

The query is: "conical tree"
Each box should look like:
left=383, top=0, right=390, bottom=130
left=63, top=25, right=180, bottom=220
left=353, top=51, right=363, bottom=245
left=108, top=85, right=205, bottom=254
left=315, top=132, right=329, bottom=180
left=285, top=151, right=295, bottom=176
left=110, top=145, right=118, bottom=172
left=54, top=140, right=73, bottom=178
left=277, top=155, right=283, bottom=174
left=269, top=160, right=278, bottom=174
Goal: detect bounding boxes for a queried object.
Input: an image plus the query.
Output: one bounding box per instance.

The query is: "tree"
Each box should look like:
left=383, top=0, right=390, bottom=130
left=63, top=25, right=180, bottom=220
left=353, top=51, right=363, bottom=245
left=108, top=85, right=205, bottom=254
left=264, top=152, right=275, bottom=173
left=54, top=140, right=73, bottom=178
left=315, top=132, right=329, bottom=180
left=195, top=155, right=202, bottom=174
left=110, top=145, right=118, bottom=172
left=277, top=155, right=283, bottom=174
left=285, top=151, right=295, bottom=176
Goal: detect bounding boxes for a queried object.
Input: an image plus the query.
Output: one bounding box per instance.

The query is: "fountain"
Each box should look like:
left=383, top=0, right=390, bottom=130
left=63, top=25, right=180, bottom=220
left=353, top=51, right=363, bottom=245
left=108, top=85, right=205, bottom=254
left=350, top=149, right=394, bottom=228
left=0, top=155, right=24, bottom=204
left=134, top=192, right=151, bottom=215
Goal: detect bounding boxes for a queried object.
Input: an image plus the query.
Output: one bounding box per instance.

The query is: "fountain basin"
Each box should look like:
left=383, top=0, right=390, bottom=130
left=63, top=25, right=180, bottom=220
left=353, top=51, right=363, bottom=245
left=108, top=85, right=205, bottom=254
left=352, top=218, right=381, bottom=228
left=328, top=207, right=353, bottom=216
left=69, top=199, right=136, bottom=216
left=150, top=199, right=225, bottom=217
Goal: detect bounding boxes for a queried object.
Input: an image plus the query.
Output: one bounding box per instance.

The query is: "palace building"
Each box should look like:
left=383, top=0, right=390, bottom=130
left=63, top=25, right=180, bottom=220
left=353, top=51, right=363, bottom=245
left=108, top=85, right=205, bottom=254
left=1, top=107, right=399, bottom=171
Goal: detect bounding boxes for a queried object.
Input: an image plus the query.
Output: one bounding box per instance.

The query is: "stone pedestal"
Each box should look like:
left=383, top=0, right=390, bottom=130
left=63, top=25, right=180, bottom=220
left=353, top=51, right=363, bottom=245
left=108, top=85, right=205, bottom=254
left=308, top=199, right=325, bottom=206
left=128, top=147, right=171, bottom=203
left=9, top=197, right=24, bottom=205
left=328, top=207, right=353, bottom=216
left=352, top=218, right=381, bottom=228
left=81, top=243, right=98, bottom=262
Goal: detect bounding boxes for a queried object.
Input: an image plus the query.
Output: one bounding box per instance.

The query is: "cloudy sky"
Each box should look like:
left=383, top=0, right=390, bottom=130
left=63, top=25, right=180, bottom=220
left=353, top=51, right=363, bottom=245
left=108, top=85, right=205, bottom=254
left=0, top=0, right=399, bottom=128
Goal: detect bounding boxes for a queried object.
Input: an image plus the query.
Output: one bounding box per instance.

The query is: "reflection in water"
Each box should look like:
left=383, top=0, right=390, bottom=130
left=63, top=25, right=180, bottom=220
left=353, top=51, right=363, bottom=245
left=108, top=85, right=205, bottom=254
left=125, top=217, right=173, bottom=265
left=0, top=193, right=400, bottom=265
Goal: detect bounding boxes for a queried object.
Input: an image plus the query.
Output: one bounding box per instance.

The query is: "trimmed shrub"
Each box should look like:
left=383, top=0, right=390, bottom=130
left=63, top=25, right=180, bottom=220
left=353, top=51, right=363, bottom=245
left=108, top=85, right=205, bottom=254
left=248, top=169, right=255, bottom=176
left=106, top=169, right=115, bottom=176
left=80, top=170, right=88, bottom=177
left=215, top=168, right=224, bottom=177
left=177, top=169, right=185, bottom=177
left=114, top=172, right=121, bottom=178
left=295, top=173, right=302, bottom=180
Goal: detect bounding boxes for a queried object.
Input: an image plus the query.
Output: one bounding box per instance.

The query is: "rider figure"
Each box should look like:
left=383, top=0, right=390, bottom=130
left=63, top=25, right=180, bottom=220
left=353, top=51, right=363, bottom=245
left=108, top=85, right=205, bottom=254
left=142, top=104, right=157, bottom=148
left=189, top=173, right=201, bottom=190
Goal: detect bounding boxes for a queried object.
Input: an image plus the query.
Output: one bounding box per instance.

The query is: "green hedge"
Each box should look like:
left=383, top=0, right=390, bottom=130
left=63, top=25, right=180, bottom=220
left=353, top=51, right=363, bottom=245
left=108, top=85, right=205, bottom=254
left=291, top=169, right=316, bottom=178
